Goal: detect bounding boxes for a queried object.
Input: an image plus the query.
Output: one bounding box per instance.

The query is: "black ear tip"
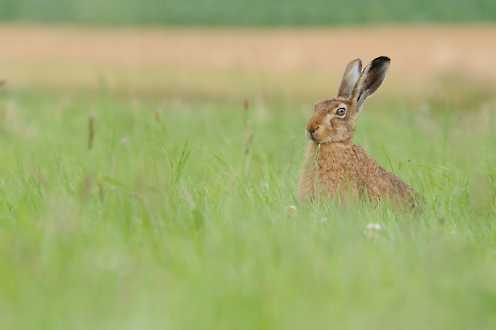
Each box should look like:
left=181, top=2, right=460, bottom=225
left=372, top=56, right=391, bottom=65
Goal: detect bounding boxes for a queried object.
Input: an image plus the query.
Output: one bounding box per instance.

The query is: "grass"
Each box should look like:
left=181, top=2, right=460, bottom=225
left=0, top=0, right=496, bottom=26
left=0, top=89, right=496, bottom=329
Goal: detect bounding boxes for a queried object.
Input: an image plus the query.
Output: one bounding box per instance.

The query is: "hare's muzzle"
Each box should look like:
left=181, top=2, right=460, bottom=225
left=307, top=126, right=319, bottom=142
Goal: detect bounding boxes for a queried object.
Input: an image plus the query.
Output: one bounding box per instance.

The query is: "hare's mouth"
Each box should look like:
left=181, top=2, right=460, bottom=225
left=308, top=133, right=332, bottom=144
left=307, top=130, right=325, bottom=143
left=308, top=131, right=349, bottom=145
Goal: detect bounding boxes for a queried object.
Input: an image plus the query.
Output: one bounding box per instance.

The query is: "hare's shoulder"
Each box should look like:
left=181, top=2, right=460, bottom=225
left=351, top=144, right=415, bottom=200
left=349, top=144, right=381, bottom=173
left=351, top=144, right=401, bottom=180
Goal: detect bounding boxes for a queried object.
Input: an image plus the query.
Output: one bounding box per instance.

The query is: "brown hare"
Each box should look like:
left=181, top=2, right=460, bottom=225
left=298, top=56, right=417, bottom=208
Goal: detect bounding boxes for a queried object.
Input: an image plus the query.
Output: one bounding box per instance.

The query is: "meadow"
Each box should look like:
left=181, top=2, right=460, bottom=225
left=0, top=81, right=496, bottom=329
left=0, top=24, right=495, bottom=329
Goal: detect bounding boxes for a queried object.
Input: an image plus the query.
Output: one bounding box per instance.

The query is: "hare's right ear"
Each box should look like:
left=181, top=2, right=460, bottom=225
left=352, top=56, right=390, bottom=112
left=337, top=59, right=362, bottom=98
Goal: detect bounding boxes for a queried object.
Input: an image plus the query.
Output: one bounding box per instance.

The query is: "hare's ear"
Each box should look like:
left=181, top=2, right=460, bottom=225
left=352, top=56, right=390, bottom=111
left=337, top=59, right=362, bottom=98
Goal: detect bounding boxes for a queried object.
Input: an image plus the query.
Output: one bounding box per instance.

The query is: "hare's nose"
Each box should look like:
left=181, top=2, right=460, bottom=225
left=307, top=126, right=320, bottom=140
left=307, top=125, right=319, bottom=134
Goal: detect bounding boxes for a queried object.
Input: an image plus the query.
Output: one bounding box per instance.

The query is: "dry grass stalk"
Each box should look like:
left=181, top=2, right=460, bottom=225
left=243, top=98, right=254, bottom=155
left=88, top=113, right=96, bottom=150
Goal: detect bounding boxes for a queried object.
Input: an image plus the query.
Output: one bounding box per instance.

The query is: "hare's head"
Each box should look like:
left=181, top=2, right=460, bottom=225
left=306, top=56, right=390, bottom=144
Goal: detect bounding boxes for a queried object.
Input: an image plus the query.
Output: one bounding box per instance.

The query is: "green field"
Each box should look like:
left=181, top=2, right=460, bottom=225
left=0, top=88, right=495, bottom=329
left=1, top=0, right=496, bottom=25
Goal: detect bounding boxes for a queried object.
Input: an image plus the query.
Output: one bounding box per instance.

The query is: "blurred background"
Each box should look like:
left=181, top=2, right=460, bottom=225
left=1, top=0, right=496, bottom=25
left=0, top=0, right=494, bottom=101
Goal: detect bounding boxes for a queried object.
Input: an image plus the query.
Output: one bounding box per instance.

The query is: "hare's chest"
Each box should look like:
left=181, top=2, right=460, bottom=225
left=316, top=150, right=362, bottom=195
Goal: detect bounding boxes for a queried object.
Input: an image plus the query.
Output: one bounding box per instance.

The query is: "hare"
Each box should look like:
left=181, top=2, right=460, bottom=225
left=298, top=56, right=417, bottom=207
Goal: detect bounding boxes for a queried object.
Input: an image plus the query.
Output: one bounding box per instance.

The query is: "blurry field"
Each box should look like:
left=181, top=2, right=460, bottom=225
left=0, top=0, right=496, bottom=25
left=1, top=25, right=496, bottom=329
left=2, top=25, right=496, bottom=100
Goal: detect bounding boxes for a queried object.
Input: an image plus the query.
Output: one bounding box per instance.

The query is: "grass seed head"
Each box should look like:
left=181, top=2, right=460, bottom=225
left=88, top=112, right=96, bottom=150
left=287, top=205, right=297, bottom=216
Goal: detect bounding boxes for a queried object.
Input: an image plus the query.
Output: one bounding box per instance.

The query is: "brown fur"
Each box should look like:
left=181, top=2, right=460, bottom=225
left=298, top=57, right=417, bottom=208
left=298, top=142, right=416, bottom=207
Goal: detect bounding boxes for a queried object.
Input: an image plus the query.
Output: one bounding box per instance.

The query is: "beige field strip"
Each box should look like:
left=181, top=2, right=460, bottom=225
left=0, top=25, right=495, bottom=96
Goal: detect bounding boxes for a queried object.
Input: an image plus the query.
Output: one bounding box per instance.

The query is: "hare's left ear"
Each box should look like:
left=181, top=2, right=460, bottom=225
left=352, top=56, right=390, bottom=111
left=337, top=59, right=362, bottom=98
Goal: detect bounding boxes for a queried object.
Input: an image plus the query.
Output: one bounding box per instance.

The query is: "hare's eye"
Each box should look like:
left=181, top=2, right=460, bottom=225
left=335, top=107, right=347, bottom=117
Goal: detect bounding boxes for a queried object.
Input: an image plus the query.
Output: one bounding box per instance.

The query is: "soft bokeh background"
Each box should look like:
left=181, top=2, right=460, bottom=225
left=1, top=3, right=496, bottom=330
left=1, top=0, right=496, bottom=25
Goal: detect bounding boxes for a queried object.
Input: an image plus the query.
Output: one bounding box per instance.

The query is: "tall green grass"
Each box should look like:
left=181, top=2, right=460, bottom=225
left=0, top=0, right=495, bottom=26
left=0, top=90, right=495, bottom=329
